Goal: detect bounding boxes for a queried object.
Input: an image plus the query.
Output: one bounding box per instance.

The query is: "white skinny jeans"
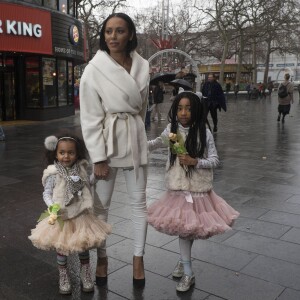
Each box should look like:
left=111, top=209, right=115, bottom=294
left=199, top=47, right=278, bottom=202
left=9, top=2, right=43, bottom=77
left=94, top=166, right=148, bottom=258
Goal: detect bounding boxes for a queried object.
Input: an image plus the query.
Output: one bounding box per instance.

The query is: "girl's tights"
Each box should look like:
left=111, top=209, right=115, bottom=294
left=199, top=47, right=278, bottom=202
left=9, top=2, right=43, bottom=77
left=57, top=251, right=90, bottom=267
left=179, top=238, right=194, bottom=276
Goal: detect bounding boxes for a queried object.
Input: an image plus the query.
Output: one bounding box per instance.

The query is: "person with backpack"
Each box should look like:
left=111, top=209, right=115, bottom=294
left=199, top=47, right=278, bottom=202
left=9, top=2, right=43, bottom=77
left=277, top=73, right=294, bottom=123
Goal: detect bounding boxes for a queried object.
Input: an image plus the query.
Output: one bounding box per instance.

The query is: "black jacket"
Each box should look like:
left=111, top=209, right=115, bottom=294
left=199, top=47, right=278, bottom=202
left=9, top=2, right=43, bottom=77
left=202, top=81, right=227, bottom=112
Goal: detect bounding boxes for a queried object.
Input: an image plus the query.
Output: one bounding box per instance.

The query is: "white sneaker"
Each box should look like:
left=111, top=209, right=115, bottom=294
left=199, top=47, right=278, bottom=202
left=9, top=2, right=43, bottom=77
left=176, top=273, right=195, bottom=292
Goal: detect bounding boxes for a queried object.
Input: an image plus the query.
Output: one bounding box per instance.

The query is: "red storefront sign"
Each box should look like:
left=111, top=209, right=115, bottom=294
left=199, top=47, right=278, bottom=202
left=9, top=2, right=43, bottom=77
left=0, top=3, right=52, bottom=55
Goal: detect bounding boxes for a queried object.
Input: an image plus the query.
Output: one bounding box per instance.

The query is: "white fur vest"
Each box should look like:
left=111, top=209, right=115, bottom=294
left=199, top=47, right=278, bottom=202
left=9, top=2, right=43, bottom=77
left=165, top=155, right=213, bottom=193
left=42, top=160, right=93, bottom=220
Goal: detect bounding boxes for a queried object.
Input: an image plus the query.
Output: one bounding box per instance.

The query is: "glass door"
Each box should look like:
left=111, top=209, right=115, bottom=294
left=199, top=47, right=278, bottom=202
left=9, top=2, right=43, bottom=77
left=0, top=56, right=16, bottom=121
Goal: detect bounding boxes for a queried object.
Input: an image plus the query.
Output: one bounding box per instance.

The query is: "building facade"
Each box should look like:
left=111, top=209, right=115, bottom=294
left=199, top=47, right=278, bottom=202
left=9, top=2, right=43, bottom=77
left=257, top=52, right=300, bottom=84
left=0, top=0, right=86, bottom=121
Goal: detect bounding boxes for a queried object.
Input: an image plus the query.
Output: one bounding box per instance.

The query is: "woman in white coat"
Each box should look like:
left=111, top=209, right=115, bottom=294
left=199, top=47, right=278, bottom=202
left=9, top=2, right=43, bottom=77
left=80, top=13, right=149, bottom=287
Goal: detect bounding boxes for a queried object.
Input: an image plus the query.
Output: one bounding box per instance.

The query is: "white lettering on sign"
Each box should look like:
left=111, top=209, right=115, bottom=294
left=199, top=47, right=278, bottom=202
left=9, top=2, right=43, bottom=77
left=1, top=20, right=42, bottom=38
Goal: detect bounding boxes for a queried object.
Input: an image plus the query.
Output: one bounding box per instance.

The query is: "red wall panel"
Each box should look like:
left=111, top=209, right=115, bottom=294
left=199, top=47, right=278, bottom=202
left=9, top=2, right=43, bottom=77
left=0, top=3, right=52, bottom=54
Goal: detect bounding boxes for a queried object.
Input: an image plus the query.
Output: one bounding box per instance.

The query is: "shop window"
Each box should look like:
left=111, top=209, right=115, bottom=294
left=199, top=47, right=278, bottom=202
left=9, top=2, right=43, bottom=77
left=58, top=60, right=67, bottom=106
left=68, top=61, right=74, bottom=106
left=25, top=57, right=40, bottom=108
left=24, top=0, right=43, bottom=5
left=44, top=0, right=57, bottom=10
left=42, top=58, right=57, bottom=107
left=69, top=0, right=74, bottom=16
left=59, top=0, right=68, bottom=13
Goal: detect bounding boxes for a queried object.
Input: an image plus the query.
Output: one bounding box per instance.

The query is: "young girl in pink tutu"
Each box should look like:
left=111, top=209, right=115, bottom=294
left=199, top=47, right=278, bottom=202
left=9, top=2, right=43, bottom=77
left=29, top=134, right=111, bottom=295
left=147, top=91, right=239, bottom=292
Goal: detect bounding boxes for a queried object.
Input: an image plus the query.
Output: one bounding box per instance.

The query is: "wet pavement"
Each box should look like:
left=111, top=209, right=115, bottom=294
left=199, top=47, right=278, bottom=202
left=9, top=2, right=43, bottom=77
left=1, top=92, right=300, bottom=300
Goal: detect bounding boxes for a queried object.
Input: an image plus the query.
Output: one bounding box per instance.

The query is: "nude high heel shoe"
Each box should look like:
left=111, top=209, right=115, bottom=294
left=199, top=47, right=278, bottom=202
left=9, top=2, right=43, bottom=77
left=133, top=256, right=145, bottom=287
left=95, top=257, right=108, bottom=286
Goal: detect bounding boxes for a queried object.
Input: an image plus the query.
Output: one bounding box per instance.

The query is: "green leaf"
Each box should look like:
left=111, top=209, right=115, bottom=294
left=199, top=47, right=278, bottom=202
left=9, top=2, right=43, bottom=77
left=38, top=211, right=50, bottom=222
left=57, top=218, right=64, bottom=230
left=49, top=203, right=61, bottom=214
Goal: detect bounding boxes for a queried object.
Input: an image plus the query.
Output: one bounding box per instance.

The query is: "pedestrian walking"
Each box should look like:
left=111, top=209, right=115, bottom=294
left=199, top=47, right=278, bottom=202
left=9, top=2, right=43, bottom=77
left=80, top=13, right=149, bottom=287
left=258, top=82, right=266, bottom=98
left=267, top=81, right=274, bottom=97
left=147, top=91, right=240, bottom=292
left=152, top=80, right=165, bottom=121
left=145, top=86, right=153, bottom=129
left=245, top=82, right=251, bottom=99
left=0, top=126, right=5, bottom=141
left=277, top=73, right=294, bottom=123
left=29, top=134, right=111, bottom=295
left=225, top=81, right=231, bottom=96
left=201, top=73, right=226, bottom=132
left=233, top=82, right=239, bottom=99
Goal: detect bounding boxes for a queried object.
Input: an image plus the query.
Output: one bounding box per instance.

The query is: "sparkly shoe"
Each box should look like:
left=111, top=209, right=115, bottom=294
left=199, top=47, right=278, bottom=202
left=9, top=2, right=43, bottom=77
left=58, top=266, right=71, bottom=295
left=176, top=273, right=195, bottom=292
left=80, top=263, right=94, bottom=292
left=172, top=261, right=184, bottom=278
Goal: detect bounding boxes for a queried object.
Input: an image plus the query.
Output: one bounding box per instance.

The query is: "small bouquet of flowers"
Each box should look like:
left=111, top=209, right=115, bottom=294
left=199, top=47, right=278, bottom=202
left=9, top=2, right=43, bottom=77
left=38, top=203, right=64, bottom=229
left=163, top=132, right=188, bottom=172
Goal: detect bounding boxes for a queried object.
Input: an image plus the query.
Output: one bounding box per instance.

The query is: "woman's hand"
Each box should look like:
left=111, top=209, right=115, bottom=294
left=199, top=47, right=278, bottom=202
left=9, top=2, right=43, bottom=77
left=178, top=154, right=197, bottom=166
left=94, top=161, right=110, bottom=180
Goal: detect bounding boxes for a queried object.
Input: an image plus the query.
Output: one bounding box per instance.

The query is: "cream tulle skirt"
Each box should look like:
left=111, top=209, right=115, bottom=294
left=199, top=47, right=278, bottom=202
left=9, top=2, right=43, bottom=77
left=147, top=190, right=239, bottom=240
left=29, top=212, right=111, bottom=256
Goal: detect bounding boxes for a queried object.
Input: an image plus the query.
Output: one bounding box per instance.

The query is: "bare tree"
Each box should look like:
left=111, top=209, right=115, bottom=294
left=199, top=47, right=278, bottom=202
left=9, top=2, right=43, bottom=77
left=77, top=0, right=127, bottom=60
left=194, top=0, right=236, bottom=85
left=132, top=0, right=205, bottom=70
left=258, top=0, right=300, bottom=84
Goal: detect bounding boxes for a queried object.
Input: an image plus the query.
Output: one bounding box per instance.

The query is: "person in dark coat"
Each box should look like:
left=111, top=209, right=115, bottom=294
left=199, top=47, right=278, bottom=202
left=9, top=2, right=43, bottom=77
left=152, top=81, right=165, bottom=121
left=201, top=73, right=226, bottom=132
left=233, top=82, right=239, bottom=99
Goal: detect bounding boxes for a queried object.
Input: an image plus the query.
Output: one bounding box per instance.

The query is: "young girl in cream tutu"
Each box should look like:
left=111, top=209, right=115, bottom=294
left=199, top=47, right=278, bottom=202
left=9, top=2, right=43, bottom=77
left=29, top=134, right=111, bottom=295
left=147, top=91, right=239, bottom=292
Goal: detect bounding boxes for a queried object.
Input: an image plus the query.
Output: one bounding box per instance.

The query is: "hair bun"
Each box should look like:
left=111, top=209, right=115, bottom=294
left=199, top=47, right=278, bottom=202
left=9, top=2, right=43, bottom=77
left=44, top=136, right=58, bottom=151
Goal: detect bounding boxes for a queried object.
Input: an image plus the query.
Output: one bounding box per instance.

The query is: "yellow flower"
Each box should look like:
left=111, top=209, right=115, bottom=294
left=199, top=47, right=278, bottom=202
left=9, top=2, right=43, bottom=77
left=168, top=133, right=177, bottom=142
left=38, top=203, right=64, bottom=229
left=48, top=213, right=57, bottom=225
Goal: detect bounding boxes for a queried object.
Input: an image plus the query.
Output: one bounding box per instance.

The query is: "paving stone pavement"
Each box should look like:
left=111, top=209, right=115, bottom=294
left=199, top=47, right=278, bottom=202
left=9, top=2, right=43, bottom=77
left=1, top=92, right=300, bottom=300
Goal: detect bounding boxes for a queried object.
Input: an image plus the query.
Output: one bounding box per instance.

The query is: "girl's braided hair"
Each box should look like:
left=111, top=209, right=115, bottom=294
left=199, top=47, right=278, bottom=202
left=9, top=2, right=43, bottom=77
left=167, top=92, right=207, bottom=175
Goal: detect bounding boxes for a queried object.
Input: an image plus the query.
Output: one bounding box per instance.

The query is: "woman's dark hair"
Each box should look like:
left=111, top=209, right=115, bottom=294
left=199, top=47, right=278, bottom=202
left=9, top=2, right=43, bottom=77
left=99, top=13, right=138, bottom=55
left=45, top=134, right=87, bottom=166
left=167, top=92, right=207, bottom=175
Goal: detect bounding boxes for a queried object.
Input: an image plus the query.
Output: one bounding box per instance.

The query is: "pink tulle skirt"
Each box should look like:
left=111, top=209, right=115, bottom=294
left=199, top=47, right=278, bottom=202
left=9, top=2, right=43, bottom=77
left=147, top=190, right=239, bottom=239
left=29, top=212, right=112, bottom=256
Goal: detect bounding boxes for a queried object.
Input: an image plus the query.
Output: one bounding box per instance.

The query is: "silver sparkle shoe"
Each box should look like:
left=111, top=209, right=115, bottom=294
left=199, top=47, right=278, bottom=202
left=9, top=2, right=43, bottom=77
left=58, top=267, right=71, bottom=295
left=80, top=263, right=94, bottom=292
left=176, top=273, right=195, bottom=292
left=172, top=261, right=184, bottom=278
